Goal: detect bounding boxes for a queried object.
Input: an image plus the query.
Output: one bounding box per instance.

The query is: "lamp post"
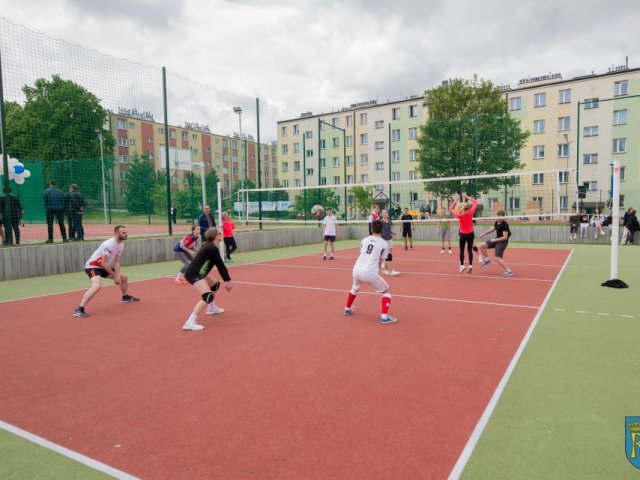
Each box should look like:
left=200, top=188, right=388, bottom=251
left=97, top=131, right=108, bottom=224
left=233, top=106, right=246, bottom=221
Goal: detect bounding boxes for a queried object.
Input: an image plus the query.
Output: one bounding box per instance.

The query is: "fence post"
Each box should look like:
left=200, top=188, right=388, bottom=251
left=0, top=48, right=15, bottom=244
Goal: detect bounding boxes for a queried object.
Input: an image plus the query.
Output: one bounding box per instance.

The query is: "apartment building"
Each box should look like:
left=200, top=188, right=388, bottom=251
left=109, top=110, right=278, bottom=205
left=277, top=65, right=640, bottom=216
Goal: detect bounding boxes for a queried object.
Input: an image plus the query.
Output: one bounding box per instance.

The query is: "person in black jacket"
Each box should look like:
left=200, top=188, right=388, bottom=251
left=67, top=184, right=86, bottom=240
left=625, top=208, right=639, bottom=245
left=43, top=180, right=67, bottom=243
left=182, top=227, right=233, bottom=331
left=0, top=187, right=23, bottom=244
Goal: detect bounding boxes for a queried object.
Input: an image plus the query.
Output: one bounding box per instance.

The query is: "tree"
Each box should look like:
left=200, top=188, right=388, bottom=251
left=349, top=185, right=374, bottom=218
left=125, top=154, right=155, bottom=215
left=417, top=77, right=529, bottom=200
left=3, top=76, right=115, bottom=200
left=293, top=187, right=339, bottom=218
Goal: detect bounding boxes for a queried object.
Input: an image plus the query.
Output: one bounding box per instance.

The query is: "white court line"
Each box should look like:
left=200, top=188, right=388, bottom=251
left=235, top=280, right=539, bottom=309
left=447, top=249, right=574, bottom=480
left=0, top=276, right=175, bottom=305
left=0, top=420, right=139, bottom=480
left=249, top=263, right=554, bottom=283
left=325, top=255, right=567, bottom=268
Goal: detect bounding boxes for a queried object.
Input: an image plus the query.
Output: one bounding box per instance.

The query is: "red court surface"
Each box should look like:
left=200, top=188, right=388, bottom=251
left=0, top=246, right=569, bottom=479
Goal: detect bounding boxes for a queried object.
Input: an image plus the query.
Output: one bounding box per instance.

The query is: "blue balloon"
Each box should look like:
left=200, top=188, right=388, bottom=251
left=14, top=165, right=25, bottom=174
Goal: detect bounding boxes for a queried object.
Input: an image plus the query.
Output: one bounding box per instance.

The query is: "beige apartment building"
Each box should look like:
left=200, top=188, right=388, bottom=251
left=277, top=65, right=640, bottom=217
left=108, top=109, right=278, bottom=206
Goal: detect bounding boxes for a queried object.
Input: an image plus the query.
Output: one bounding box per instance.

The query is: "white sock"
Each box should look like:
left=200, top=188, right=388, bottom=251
left=185, top=313, right=197, bottom=325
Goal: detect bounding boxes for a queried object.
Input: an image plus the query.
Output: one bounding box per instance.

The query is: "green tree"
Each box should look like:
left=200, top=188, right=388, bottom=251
left=349, top=185, right=374, bottom=218
left=293, top=187, right=339, bottom=218
left=125, top=154, right=155, bottom=215
left=417, top=77, right=529, bottom=200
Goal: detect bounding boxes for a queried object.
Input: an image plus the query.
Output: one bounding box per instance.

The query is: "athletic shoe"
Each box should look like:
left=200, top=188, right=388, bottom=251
left=440, top=249, right=445, bottom=254
left=467, top=266, right=473, bottom=274
left=390, top=270, right=400, bottom=276
left=481, top=259, right=491, bottom=268
left=459, top=265, right=465, bottom=273
left=448, top=249, right=452, bottom=255
left=503, top=270, right=514, bottom=277
left=344, top=307, right=354, bottom=316
left=382, top=270, right=392, bottom=276
left=178, top=277, right=188, bottom=285
left=121, top=295, right=140, bottom=303
left=206, top=306, right=225, bottom=315
left=329, top=256, right=334, bottom=260
left=380, top=316, right=398, bottom=324
left=182, top=322, right=205, bottom=331
left=472, top=245, right=479, bottom=253
left=73, top=308, right=89, bottom=318
left=323, top=256, right=327, bottom=261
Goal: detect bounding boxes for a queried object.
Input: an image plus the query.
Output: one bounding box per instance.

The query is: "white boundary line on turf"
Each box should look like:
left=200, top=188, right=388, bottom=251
left=446, top=248, right=575, bottom=480
left=249, top=263, right=554, bottom=283
left=235, top=281, right=540, bottom=309
left=0, top=420, right=139, bottom=480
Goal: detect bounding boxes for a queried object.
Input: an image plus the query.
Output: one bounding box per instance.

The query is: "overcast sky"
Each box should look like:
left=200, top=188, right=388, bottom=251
left=1, top=0, right=639, bottom=121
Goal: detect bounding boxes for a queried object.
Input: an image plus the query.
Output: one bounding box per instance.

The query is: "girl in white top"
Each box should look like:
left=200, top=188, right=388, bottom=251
left=322, top=207, right=338, bottom=260
left=591, top=208, right=604, bottom=239
left=343, top=220, right=397, bottom=324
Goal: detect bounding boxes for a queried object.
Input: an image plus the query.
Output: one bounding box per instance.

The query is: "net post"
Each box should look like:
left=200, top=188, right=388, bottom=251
left=217, top=181, right=225, bottom=258
left=162, top=66, right=173, bottom=236
left=610, top=161, right=621, bottom=280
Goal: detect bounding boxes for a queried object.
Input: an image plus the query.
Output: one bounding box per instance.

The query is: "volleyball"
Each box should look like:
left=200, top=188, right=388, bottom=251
left=311, top=204, right=324, bottom=218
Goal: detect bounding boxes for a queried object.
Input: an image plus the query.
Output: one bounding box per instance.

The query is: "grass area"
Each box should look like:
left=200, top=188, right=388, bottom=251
left=1, top=240, right=638, bottom=478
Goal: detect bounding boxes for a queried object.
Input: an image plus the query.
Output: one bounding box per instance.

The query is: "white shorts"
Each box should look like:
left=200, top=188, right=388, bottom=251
left=352, top=270, right=389, bottom=294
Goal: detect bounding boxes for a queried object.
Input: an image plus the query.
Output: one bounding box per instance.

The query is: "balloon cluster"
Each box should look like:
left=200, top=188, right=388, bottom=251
left=0, top=157, right=31, bottom=184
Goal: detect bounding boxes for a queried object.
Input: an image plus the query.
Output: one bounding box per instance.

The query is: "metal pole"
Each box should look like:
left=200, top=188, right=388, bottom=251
left=575, top=101, right=581, bottom=191
left=0, top=48, right=14, bottom=244
left=343, top=126, right=347, bottom=220
left=388, top=122, right=392, bottom=212
left=303, top=133, right=307, bottom=221
left=162, top=67, right=173, bottom=235
left=610, top=160, right=621, bottom=279
left=98, top=132, right=108, bottom=224
left=216, top=181, right=225, bottom=258
left=256, top=97, right=262, bottom=229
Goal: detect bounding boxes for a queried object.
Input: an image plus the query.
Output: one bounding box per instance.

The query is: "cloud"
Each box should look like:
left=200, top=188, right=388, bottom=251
left=63, top=0, right=187, bottom=30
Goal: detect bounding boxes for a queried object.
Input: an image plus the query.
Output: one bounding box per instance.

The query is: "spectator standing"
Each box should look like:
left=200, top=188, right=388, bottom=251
left=621, top=208, right=633, bottom=245
left=569, top=208, right=579, bottom=240
left=367, top=204, right=380, bottom=235
left=222, top=212, right=237, bottom=262
left=43, top=180, right=67, bottom=243
left=438, top=207, right=453, bottom=254
left=400, top=208, right=414, bottom=250
left=197, top=204, right=216, bottom=242
left=0, top=187, right=24, bottom=245
left=67, top=184, right=86, bottom=241
left=625, top=208, right=639, bottom=245
left=171, top=205, right=177, bottom=224
left=322, top=207, right=338, bottom=260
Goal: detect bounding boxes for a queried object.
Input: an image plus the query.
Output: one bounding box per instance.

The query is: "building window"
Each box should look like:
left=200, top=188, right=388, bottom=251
left=305, top=131, right=313, bottom=139
left=392, top=107, right=400, bottom=120
left=182, top=132, right=189, bottom=141
left=320, top=139, right=326, bottom=150
left=533, top=173, right=544, bottom=185
left=409, top=105, right=418, bottom=117
left=410, top=149, right=418, bottom=161
left=147, top=153, right=154, bottom=160
left=281, top=126, right=287, bottom=137
left=558, top=171, right=569, bottom=184
left=332, top=137, right=340, bottom=148
left=614, top=80, right=628, bottom=97
left=294, top=179, right=300, bottom=187
left=512, top=149, right=521, bottom=160
left=583, top=126, right=598, bottom=137
left=375, top=141, right=384, bottom=150
left=306, top=168, right=314, bottom=176
left=283, top=180, right=289, bottom=188
left=533, top=119, right=545, bottom=134
left=509, top=197, right=520, bottom=210
left=360, top=133, right=368, bottom=145
left=319, top=177, right=326, bottom=185
left=510, top=175, right=521, bottom=185
left=584, top=98, right=599, bottom=109
left=620, top=166, right=626, bottom=181
left=282, top=144, right=288, bottom=154
left=613, top=138, right=626, bottom=153
left=306, top=149, right=313, bottom=157
left=409, top=171, right=418, bottom=180
left=346, top=115, right=353, bottom=127
left=169, top=130, right=176, bottom=139
left=374, top=184, right=384, bottom=191
left=408, top=127, right=418, bottom=139
left=346, top=175, right=354, bottom=184
left=588, top=181, right=598, bottom=191
left=117, top=119, right=127, bottom=129
left=346, top=136, right=353, bottom=147
left=333, top=176, right=340, bottom=185
left=332, top=117, right=339, bottom=127
left=583, top=153, right=598, bottom=164
left=559, top=89, right=571, bottom=104
left=375, top=162, right=385, bottom=170
left=534, top=93, right=546, bottom=107
left=560, top=196, right=568, bottom=210
left=360, top=174, right=369, bottom=183
left=293, top=124, right=299, bottom=135
left=319, top=158, right=327, bottom=168
left=375, top=120, right=384, bottom=129
left=392, top=193, right=401, bottom=203
left=392, top=129, right=401, bottom=141
left=532, top=196, right=544, bottom=209
left=510, top=97, right=521, bottom=111
left=128, top=122, right=135, bottom=129
left=282, top=162, right=288, bottom=173
left=392, top=172, right=400, bottom=181
left=333, top=157, right=340, bottom=167
left=129, top=139, right=136, bottom=146
left=392, top=151, right=400, bottom=163
left=117, top=137, right=128, bottom=147
left=613, top=109, right=627, bottom=125
left=119, top=155, right=128, bottom=163
left=359, top=113, right=367, bottom=125
left=146, top=137, right=153, bottom=144
left=293, top=142, right=300, bottom=153
left=533, top=145, right=545, bottom=159
left=558, top=116, right=571, bottom=131
left=557, top=143, right=569, bottom=157
left=360, top=154, right=368, bottom=165
left=346, top=155, right=354, bottom=166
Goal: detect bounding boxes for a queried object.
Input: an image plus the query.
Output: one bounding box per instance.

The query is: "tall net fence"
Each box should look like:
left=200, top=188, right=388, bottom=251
left=0, top=18, right=292, bottom=244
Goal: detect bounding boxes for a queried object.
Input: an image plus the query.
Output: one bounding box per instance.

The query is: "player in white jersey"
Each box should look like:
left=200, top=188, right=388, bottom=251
left=322, top=207, right=339, bottom=260
left=73, top=225, right=139, bottom=317
left=344, top=220, right=397, bottom=324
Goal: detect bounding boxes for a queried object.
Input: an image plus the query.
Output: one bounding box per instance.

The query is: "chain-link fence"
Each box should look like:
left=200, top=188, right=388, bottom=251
left=0, top=18, right=293, bottom=245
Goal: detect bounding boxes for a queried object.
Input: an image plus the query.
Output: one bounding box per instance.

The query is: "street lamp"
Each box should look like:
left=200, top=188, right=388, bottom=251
left=233, top=106, right=246, bottom=221
left=96, top=130, right=108, bottom=224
